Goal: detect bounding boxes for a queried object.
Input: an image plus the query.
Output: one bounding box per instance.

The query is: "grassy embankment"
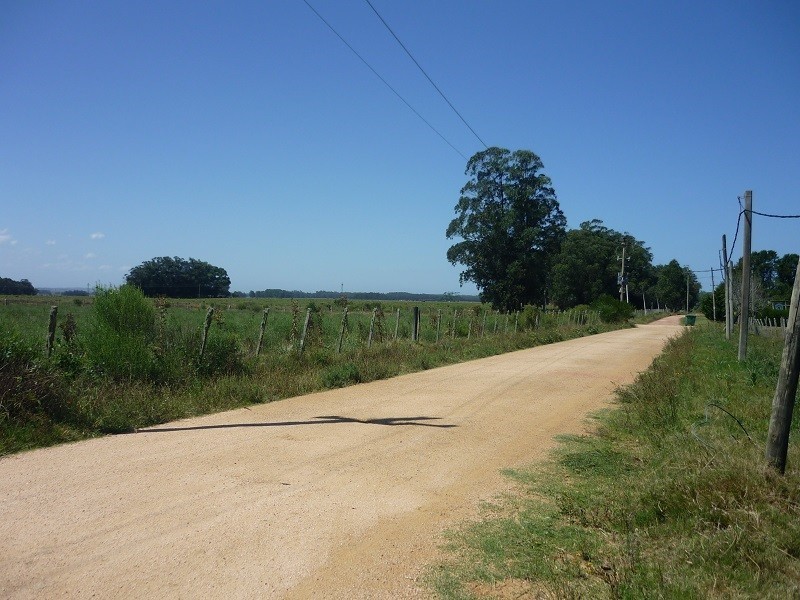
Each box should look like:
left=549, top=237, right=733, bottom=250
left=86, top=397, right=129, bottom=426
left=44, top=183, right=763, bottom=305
left=1, top=290, right=627, bottom=456
left=430, top=320, right=800, bottom=598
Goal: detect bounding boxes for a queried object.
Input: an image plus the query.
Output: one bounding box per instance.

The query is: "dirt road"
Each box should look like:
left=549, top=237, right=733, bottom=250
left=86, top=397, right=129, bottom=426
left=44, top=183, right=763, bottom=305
left=0, top=317, right=683, bottom=599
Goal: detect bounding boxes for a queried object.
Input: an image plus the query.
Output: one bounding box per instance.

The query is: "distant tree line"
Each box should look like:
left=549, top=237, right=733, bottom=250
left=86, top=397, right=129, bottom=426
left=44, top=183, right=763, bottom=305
left=0, top=277, right=37, bottom=295
left=240, top=289, right=480, bottom=302
left=446, top=147, right=701, bottom=311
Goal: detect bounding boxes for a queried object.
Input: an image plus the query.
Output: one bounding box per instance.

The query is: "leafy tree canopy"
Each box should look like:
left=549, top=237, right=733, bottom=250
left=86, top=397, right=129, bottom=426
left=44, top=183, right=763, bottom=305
left=125, top=256, right=231, bottom=298
left=654, top=260, right=700, bottom=311
left=446, top=147, right=566, bottom=311
left=550, top=220, right=653, bottom=309
left=734, top=250, right=798, bottom=300
left=0, top=277, right=37, bottom=295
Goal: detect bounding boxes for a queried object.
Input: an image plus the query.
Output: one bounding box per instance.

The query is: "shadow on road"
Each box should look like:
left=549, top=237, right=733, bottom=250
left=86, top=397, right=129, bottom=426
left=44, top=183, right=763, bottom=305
left=137, top=415, right=457, bottom=433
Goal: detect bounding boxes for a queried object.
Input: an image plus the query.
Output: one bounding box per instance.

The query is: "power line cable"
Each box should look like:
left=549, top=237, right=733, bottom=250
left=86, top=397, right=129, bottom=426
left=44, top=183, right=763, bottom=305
left=728, top=209, right=744, bottom=262
left=751, top=210, right=800, bottom=219
left=302, top=0, right=468, bottom=160
left=364, top=0, right=488, bottom=149
left=726, top=205, right=798, bottom=266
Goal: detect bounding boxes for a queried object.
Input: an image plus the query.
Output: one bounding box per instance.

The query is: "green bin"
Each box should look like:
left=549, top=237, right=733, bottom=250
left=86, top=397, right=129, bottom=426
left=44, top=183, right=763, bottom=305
left=684, top=314, right=696, bottom=326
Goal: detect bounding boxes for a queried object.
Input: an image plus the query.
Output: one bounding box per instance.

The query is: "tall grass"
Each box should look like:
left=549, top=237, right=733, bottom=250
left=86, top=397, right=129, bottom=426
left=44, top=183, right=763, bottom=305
left=430, top=324, right=800, bottom=598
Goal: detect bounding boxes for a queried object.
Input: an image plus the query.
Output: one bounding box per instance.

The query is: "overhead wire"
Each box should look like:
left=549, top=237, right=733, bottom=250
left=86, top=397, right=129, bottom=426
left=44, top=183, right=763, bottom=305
left=363, top=0, right=488, bottom=149
left=302, top=0, right=468, bottom=161
left=751, top=210, right=800, bottom=219
left=725, top=204, right=798, bottom=266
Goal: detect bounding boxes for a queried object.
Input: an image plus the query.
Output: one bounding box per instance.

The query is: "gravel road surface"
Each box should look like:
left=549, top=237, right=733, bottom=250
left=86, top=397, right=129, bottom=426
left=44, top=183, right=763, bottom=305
left=0, top=317, right=683, bottom=599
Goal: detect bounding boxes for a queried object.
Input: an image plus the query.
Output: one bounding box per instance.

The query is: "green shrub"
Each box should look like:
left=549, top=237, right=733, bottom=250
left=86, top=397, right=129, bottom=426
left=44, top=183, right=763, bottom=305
left=0, top=333, right=71, bottom=423
left=757, top=305, right=790, bottom=321
left=591, top=295, right=634, bottom=323
left=521, top=304, right=540, bottom=329
left=84, top=285, right=157, bottom=380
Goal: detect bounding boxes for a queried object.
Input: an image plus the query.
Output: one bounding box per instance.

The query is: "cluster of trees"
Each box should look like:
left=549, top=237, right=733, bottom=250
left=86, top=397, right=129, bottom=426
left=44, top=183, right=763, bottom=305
left=701, top=250, right=798, bottom=322
left=446, top=147, right=700, bottom=311
left=125, top=257, right=231, bottom=298
left=0, top=277, right=37, bottom=295
left=743, top=250, right=799, bottom=301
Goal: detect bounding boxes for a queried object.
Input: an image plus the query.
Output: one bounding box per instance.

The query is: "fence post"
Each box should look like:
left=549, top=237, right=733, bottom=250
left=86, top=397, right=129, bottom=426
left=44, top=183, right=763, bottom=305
left=368, top=307, right=377, bottom=348
left=256, top=308, right=270, bottom=356
left=394, top=308, right=400, bottom=341
left=514, top=312, right=519, bottom=333
left=46, top=305, right=58, bottom=357
left=766, top=257, right=800, bottom=473
left=199, top=307, right=214, bottom=360
left=436, top=309, right=442, bottom=342
left=299, top=308, right=312, bottom=353
left=337, top=307, right=348, bottom=353
left=412, top=306, right=420, bottom=342
left=482, top=311, right=487, bottom=337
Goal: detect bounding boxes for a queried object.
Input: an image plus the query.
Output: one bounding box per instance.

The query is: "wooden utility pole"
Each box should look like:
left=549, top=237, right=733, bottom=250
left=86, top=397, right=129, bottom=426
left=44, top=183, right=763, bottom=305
left=686, top=275, right=690, bottom=314
left=738, top=191, right=753, bottom=361
left=722, top=234, right=732, bottom=340
left=766, top=257, right=800, bottom=474
left=710, top=267, right=717, bottom=322
left=618, top=243, right=627, bottom=302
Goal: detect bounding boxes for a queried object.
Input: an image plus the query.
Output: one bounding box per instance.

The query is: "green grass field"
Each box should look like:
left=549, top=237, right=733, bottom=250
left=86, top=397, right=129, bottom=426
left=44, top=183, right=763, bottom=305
left=429, top=321, right=800, bottom=599
left=0, top=290, right=622, bottom=456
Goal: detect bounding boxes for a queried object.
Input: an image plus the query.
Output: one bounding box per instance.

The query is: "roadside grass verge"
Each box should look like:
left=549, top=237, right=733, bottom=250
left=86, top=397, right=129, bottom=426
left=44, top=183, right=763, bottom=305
left=429, top=324, right=800, bottom=599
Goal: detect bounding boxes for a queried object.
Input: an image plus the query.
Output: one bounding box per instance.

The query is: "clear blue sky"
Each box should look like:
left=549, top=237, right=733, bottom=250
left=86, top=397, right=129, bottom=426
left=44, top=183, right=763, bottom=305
left=2, top=1, right=798, bottom=294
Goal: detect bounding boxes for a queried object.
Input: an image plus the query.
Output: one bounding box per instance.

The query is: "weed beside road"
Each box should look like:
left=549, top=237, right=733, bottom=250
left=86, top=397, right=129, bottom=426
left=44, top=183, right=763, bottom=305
left=430, top=324, right=800, bottom=598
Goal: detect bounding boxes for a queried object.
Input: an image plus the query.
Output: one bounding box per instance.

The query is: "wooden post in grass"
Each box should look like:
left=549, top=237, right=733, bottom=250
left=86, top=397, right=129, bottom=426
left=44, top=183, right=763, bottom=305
left=46, top=305, right=57, bottom=357
left=722, top=234, right=732, bottom=339
left=514, top=312, right=519, bottom=333
left=337, top=307, right=348, bottom=353
left=738, top=191, right=753, bottom=361
left=368, top=307, right=377, bottom=348
left=199, top=307, right=214, bottom=360
left=711, top=267, right=717, bottom=322
left=766, top=257, right=800, bottom=474
left=394, top=308, right=400, bottom=341
left=256, top=308, right=270, bottom=356
left=412, top=307, right=420, bottom=342
left=482, top=311, right=487, bottom=337
left=299, top=308, right=312, bottom=353
left=436, top=309, right=442, bottom=342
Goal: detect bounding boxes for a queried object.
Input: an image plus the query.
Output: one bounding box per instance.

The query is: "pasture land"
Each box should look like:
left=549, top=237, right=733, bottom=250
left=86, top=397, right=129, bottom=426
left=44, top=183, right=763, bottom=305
left=1, top=292, right=621, bottom=455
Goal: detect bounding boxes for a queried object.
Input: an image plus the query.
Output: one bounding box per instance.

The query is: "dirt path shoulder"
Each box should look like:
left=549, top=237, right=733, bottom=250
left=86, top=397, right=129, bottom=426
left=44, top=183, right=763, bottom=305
left=0, top=317, right=684, bottom=599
